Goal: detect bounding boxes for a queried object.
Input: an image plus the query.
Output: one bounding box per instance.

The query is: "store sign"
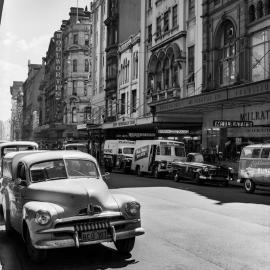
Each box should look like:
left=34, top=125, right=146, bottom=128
left=128, top=132, right=156, bottom=138
left=227, top=127, right=270, bottom=138
left=157, top=129, right=189, bottom=135
left=54, top=31, right=62, bottom=100
left=77, top=124, right=87, bottom=130
left=112, top=119, right=136, bottom=128
left=213, top=120, right=253, bottom=128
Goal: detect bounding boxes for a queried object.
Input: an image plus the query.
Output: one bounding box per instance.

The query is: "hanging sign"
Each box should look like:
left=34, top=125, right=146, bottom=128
left=213, top=120, right=253, bottom=128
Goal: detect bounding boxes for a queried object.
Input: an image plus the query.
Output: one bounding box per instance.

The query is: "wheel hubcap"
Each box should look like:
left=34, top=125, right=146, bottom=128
left=245, top=180, right=252, bottom=190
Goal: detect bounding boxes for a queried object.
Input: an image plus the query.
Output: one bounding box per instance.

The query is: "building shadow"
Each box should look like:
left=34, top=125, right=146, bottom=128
left=108, top=173, right=270, bottom=206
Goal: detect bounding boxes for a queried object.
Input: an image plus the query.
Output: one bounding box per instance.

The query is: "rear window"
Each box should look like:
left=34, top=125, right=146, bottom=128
left=261, top=148, right=270, bottom=158
left=241, top=148, right=261, bottom=158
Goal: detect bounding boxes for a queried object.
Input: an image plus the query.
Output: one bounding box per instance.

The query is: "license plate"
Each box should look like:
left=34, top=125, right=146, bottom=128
left=81, top=230, right=108, bottom=242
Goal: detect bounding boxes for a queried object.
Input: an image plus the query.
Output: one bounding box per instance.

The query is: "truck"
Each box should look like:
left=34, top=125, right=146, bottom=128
left=131, top=139, right=186, bottom=178
left=103, top=140, right=135, bottom=172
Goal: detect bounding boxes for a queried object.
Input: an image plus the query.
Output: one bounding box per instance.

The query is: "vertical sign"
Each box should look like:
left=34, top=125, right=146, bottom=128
left=54, top=31, right=62, bottom=100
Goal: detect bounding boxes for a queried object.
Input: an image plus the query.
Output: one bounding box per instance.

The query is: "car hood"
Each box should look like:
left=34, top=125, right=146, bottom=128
left=24, top=178, right=119, bottom=217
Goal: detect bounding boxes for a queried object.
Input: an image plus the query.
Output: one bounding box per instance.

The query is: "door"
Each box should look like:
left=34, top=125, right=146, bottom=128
left=148, top=145, right=156, bottom=172
left=12, top=162, right=27, bottom=232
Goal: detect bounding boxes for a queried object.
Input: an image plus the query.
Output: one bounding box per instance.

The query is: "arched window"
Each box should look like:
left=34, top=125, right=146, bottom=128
left=156, top=61, right=162, bottom=91
left=249, top=5, right=256, bottom=22
left=217, top=20, right=236, bottom=86
left=171, top=55, right=179, bottom=87
left=164, top=57, right=170, bottom=89
left=72, top=107, right=77, bottom=123
left=257, top=1, right=264, bottom=18
left=63, top=107, right=67, bottom=124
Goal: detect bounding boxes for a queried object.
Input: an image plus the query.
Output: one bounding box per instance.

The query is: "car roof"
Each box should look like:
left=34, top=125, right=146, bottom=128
left=244, top=144, right=270, bottom=148
left=0, top=141, right=38, bottom=148
left=17, top=150, right=96, bottom=166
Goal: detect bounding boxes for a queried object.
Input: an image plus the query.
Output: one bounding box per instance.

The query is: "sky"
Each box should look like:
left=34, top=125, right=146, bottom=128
left=0, top=0, right=91, bottom=121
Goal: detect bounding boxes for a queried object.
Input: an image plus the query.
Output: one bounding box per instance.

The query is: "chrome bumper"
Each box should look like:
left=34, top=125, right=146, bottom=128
left=34, top=218, right=144, bottom=250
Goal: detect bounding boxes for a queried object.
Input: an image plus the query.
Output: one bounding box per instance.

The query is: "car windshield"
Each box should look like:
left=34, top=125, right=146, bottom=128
left=123, top=147, right=134, bottom=154
left=30, top=159, right=98, bottom=182
left=240, top=148, right=261, bottom=158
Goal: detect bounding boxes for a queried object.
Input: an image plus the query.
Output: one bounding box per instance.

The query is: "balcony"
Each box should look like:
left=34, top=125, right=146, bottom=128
left=147, top=87, right=180, bottom=105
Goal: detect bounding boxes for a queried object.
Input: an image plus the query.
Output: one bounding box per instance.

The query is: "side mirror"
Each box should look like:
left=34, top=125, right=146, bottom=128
left=102, top=172, right=110, bottom=181
left=15, top=178, right=27, bottom=187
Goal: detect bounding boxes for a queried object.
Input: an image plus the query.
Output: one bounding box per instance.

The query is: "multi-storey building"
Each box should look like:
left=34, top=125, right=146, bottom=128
left=22, top=61, right=44, bottom=141
left=10, top=81, right=24, bottom=140
left=104, top=0, right=141, bottom=123
left=35, top=7, right=91, bottom=149
left=61, top=7, right=91, bottom=142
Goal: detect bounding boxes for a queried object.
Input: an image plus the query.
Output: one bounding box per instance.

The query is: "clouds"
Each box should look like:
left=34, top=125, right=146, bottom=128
left=1, top=31, right=50, bottom=54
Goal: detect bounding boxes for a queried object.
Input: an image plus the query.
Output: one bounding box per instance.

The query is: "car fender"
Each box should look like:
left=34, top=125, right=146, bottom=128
left=112, top=194, right=140, bottom=219
left=22, top=201, right=64, bottom=235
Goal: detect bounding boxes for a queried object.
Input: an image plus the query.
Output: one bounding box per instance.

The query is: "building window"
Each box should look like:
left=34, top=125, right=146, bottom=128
left=131, top=89, right=137, bottom=113
left=148, top=0, right=152, bottom=9
left=135, top=52, right=138, bottom=79
left=72, top=81, right=77, bottom=95
left=85, top=34, right=89, bottom=46
left=257, top=1, right=264, bottom=18
left=73, top=34, right=78, bottom=45
left=73, top=59, right=77, bottom=72
left=72, top=107, right=77, bottom=123
left=84, top=80, right=88, bottom=96
left=84, top=106, right=91, bottom=122
left=85, top=59, right=89, bottom=72
left=249, top=5, right=256, bottom=22
left=217, top=21, right=236, bottom=86
left=251, top=30, right=270, bottom=81
left=120, top=93, right=125, bottom=115
left=163, top=11, right=169, bottom=33
left=156, top=61, right=162, bottom=91
left=148, top=24, right=152, bottom=43
left=172, top=5, right=178, bottom=28
left=188, top=45, right=195, bottom=82
left=188, top=0, right=195, bottom=19
left=266, top=0, right=270, bottom=14
left=171, top=55, right=179, bottom=87
left=156, top=16, right=162, bottom=38
left=164, top=57, right=170, bottom=88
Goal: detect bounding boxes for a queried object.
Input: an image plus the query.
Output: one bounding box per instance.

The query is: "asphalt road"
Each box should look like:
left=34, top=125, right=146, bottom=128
left=1, top=173, right=270, bottom=270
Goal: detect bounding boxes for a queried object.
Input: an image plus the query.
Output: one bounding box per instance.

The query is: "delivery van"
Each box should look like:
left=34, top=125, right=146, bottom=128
left=239, top=144, right=270, bottom=193
left=131, top=140, right=186, bottom=178
left=103, top=140, right=135, bottom=172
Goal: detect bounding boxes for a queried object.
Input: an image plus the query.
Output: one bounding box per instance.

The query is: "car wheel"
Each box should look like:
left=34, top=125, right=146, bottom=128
left=244, top=179, right=256, bottom=193
left=136, top=166, right=142, bottom=177
left=25, top=227, right=47, bottom=262
left=154, top=167, right=160, bottom=179
left=194, top=173, right=202, bottom=185
left=173, top=171, right=179, bottom=182
left=114, top=237, right=135, bottom=254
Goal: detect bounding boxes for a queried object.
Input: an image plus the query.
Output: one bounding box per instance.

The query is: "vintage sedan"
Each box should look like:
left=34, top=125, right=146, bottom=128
left=0, top=151, right=144, bottom=262
left=171, top=153, right=233, bottom=186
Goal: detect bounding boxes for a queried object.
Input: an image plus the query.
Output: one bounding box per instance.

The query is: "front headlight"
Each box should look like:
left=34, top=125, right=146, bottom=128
left=125, top=202, right=140, bottom=216
left=35, top=210, right=51, bottom=225
left=160, top=161, right=167, bottom=169
left=203, top=167, right=208, bottom=172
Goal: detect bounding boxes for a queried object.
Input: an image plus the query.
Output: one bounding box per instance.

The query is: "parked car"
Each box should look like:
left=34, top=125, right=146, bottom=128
left=1, top=151, right=144, bottom=261
left=171, top=153, right=233, bottom=186
left=131, top=140, right=186, bottom=178
left=0, top=141, right=38, bottom=172
left=238, top=144, right=270, bottom=193
left=103, top=140, right=135, bottom=173
left=63, top=143, right=89, bottom=153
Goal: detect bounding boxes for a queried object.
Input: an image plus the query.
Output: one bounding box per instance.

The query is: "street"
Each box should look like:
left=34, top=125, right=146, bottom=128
left=1, top=172, right=270, bottom=270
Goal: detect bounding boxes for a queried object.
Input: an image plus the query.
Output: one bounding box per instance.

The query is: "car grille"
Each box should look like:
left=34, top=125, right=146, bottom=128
left=209, top=169, right=228, bottom=178
left=75, top=221, right=110, bottom=232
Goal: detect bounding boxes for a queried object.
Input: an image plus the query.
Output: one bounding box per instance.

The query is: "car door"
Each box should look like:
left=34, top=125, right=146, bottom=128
left=12, top=162, right=27, bottom=232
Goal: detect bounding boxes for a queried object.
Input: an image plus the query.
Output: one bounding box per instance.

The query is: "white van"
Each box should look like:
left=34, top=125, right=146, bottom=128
left=131, top=140, right=186, bottom=178
left=103, top=140, right=135, bottom=172
left=239, top=144, right=270, bottom=193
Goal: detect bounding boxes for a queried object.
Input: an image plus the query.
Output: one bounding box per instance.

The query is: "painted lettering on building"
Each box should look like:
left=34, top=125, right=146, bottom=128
left=240, top=110, right=270, bottom=122
left=54, top=31, right=62, bottom=100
